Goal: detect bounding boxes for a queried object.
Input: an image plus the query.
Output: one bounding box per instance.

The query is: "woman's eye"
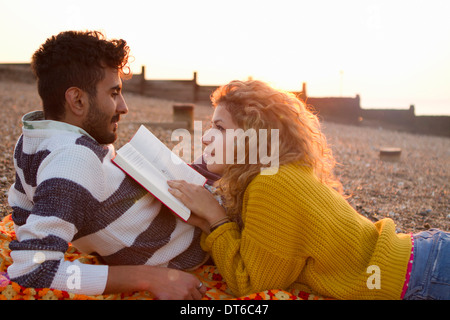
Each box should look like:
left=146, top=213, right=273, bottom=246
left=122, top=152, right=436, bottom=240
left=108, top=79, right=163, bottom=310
left=211, top=122, right=225, bottom=131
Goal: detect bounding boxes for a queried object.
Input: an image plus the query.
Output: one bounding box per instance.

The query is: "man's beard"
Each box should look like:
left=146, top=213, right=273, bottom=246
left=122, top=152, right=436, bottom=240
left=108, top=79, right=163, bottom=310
left=83, top=98, right=118, bottom=145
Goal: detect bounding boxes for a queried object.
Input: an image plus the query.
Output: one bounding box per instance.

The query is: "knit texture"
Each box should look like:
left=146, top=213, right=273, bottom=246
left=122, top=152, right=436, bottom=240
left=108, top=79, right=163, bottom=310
left=7, top=111, right=208, bottom=295
left=203, top=162, right=412, bottom=299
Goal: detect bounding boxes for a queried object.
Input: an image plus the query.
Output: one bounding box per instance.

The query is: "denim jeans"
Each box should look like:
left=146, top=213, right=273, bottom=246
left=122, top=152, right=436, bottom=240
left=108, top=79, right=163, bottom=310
left=403, top=229, right=450, bottom=300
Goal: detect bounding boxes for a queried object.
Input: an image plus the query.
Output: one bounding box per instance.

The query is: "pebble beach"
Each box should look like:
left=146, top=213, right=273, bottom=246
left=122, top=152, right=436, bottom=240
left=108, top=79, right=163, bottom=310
left=1, top=80, right=448, bottom=233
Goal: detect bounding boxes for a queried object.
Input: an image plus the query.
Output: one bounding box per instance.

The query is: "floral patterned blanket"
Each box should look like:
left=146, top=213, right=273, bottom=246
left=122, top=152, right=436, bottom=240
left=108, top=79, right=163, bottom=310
left=0, top=214, right=325, bottom=300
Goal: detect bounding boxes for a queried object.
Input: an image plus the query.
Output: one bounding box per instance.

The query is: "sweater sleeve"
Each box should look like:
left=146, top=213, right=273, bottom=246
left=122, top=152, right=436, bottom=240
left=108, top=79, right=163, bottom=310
left=7, top=144, right=109, bottom=295
left=202, top=175, right=309, bottom=297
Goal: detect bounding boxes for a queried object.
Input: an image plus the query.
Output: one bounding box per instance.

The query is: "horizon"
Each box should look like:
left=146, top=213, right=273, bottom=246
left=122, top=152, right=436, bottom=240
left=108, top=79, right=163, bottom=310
left=1, top=0, right=449, bottom=116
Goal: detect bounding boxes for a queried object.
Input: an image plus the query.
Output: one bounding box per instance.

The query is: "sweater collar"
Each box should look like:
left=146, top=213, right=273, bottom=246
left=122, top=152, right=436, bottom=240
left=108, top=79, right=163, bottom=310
left=22, top=110, right=96, bottom=141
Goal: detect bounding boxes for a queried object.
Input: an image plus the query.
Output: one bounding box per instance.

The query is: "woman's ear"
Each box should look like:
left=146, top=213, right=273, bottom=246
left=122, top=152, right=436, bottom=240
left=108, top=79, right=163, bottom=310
left=64, top=87, right=88, bottom=117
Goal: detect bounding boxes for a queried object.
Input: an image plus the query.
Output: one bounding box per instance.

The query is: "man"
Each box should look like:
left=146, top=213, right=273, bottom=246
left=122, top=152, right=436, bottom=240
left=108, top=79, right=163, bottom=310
left=7, top=30, right=208, bottom=299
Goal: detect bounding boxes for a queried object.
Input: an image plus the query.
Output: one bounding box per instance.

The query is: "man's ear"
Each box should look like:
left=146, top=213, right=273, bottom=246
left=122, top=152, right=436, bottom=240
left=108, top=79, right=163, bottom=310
left=65, top=87, right=88, bottom=117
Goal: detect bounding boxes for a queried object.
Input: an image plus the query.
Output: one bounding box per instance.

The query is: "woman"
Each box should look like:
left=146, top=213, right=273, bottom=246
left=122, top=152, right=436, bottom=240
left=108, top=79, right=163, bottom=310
left=168, top=80, right=449, bottom=300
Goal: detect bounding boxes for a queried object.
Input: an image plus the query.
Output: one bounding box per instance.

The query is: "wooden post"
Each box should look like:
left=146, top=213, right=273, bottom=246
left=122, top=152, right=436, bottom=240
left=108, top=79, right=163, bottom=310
left=140, top=65, right=146, bottom=95
left=298, top=82, right=307, bottom=101
left=173, top=103, right=195, bottom=130
left=193, top=71, right=198, bottom=102
left=379, top=148, right=402, bottom=162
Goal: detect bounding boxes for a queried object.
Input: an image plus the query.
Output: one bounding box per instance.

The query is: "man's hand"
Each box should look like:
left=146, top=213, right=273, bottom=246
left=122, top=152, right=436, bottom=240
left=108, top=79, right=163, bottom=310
left=104, top=265, right=206, bottom=300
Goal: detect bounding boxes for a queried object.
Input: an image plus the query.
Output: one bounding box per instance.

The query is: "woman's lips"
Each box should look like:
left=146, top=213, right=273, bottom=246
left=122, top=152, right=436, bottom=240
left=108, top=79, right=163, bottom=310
left=203, top=151, right=216, bottom=163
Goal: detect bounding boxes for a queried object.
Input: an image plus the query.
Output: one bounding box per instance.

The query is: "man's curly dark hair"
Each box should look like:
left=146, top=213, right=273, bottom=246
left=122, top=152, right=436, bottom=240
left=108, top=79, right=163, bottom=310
left=31, top=30, right=131, bottom=120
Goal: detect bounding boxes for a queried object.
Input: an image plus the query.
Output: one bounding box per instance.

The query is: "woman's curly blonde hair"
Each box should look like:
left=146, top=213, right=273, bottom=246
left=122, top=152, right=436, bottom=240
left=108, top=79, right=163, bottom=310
left=210, top=80, right=343, bottom=222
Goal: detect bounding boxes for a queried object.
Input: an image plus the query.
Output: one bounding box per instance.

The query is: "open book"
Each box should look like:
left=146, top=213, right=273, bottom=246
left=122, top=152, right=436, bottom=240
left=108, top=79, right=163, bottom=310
left=112, top=125, right=207, bottom=221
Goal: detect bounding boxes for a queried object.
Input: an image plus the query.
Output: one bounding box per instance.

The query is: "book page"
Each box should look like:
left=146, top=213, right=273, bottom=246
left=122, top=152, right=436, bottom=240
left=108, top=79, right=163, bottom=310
left=115, top=143, right=168, bottom=190
left=113, top=125, right=207, bottom=221
left=128, top=125, right=206, bottom=186
left=114, top=143, right=190, bottom=220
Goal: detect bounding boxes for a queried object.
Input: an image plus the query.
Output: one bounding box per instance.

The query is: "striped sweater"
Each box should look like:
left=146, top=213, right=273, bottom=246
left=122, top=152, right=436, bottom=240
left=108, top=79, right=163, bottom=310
left=7, top=111, right=208, bottom=295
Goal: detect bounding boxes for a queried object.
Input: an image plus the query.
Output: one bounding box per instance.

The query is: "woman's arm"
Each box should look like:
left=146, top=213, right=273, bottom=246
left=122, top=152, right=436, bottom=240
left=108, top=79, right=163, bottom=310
left=203, top=213, right=306, bottom=296
left=168, top=179, right=307, bottom=297
left=167, top=180, right=227, bottom=233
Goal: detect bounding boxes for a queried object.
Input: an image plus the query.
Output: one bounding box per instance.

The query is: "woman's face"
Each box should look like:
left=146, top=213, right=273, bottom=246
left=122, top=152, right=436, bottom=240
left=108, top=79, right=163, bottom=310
left=202, top=104, right=239, bottom=175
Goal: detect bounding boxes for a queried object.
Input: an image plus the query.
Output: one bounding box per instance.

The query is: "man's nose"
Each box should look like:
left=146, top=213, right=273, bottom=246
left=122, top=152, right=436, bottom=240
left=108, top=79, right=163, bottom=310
left=117, top=94, right=128, bottom=115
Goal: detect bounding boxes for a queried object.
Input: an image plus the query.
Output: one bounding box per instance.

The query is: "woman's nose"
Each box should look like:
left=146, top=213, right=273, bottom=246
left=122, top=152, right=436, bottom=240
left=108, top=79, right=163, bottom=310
left=201, top=129, right=213, bottom=146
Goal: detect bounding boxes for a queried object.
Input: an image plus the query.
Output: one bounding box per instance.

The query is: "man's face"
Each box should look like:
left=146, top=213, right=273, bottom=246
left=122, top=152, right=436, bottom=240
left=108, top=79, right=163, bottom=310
left=82, top=68, right=128, bottom=144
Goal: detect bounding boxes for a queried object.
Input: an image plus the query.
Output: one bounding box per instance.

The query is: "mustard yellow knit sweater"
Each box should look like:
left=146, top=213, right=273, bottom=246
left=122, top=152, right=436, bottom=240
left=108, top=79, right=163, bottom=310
left=202, top=162, right=412, bottom=299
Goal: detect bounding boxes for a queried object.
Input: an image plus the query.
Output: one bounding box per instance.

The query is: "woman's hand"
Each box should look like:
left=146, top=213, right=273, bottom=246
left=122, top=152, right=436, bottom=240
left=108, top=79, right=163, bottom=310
left=167, top=180, right=227, bottom=228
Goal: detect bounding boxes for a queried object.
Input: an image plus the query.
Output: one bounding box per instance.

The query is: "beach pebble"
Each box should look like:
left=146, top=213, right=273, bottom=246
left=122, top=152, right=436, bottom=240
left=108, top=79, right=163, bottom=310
left=419, top=209, right=432, bottom=216
left=0, top=79, right=448, bottom=235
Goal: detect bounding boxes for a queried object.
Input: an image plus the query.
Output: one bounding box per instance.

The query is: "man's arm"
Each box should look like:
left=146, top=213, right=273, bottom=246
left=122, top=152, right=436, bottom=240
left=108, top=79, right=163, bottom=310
left=9, top=142, right=205, bottom=299
left=105, top=265, right=206, bottom=299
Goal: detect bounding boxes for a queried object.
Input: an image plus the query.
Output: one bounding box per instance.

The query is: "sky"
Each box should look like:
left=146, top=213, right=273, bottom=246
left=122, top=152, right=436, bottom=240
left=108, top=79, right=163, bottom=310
left=1, top=0, right=449, bottom=115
